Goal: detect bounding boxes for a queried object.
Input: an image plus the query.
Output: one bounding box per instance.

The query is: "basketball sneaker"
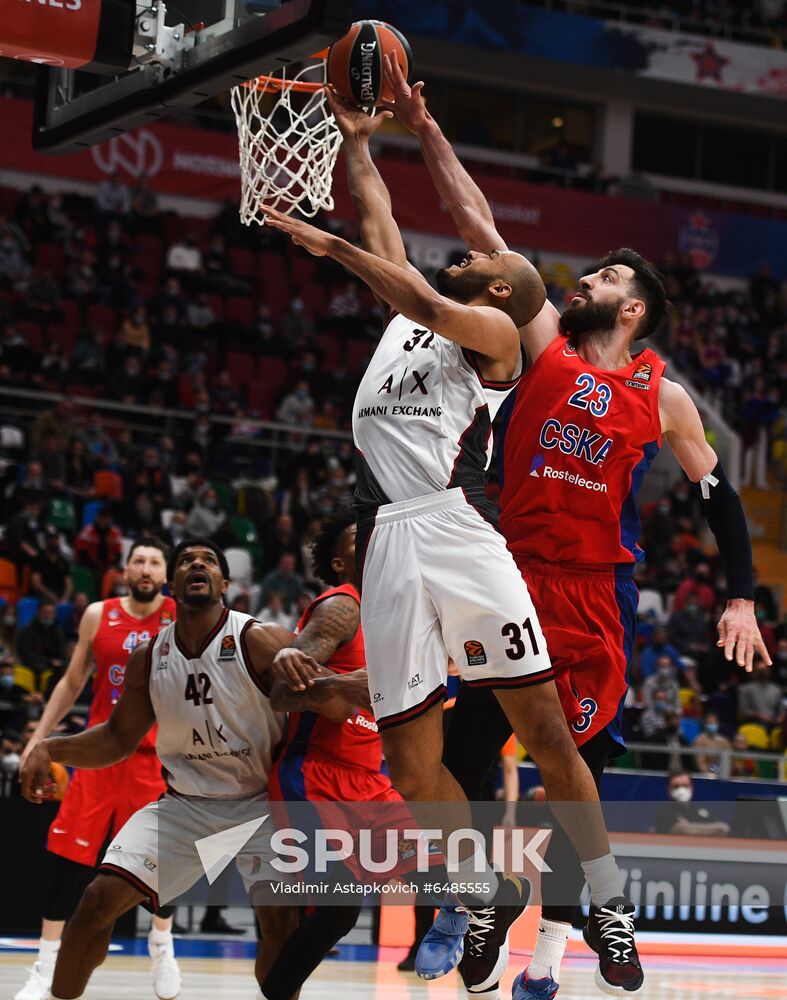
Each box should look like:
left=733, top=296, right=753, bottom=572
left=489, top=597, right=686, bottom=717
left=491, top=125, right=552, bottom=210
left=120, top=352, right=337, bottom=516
left=512, top=969, right=560, bottom=999
left=414, top=905, right=468, bottom=980
left=582, top=897, right=643, bottom=994
left=458, top=875, right=530, bottom=995
left=14, top=960, right=53, bottom=1000
left=149, top=930, right=182, bottom=1000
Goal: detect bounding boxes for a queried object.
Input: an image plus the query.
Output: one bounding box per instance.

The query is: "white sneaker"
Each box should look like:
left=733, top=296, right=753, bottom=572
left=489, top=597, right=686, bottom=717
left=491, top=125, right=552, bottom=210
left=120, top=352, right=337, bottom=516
left=14, top=961, right=53, bottom=1000
left=149, top=933, right=182, bottom=1000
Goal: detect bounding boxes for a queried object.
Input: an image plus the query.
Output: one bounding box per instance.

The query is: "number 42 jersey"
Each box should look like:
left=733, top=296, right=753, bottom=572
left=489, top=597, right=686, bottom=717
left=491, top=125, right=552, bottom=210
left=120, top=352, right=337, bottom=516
left=353, top=312, right=522, bottom=508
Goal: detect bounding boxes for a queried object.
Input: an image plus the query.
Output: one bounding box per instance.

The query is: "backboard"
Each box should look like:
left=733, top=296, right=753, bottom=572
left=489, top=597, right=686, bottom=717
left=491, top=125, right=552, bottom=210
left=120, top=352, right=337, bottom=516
left=32, top=0, right=353, bottom=154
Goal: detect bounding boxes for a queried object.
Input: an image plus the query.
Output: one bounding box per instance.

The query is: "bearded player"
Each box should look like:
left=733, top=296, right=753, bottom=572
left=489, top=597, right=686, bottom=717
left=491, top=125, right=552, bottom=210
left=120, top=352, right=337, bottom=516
left=17, top=537, right=181, bottom=1000
left=385, top=56, right=770, bottom=999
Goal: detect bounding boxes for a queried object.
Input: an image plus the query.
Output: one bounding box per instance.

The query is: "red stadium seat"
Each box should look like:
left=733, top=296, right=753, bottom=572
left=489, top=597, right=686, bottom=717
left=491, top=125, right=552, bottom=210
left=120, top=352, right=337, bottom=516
left=250, top=356, right=289, bottom=417
left=346, top=339, right=372, bottom=371
left=16, top=321, right=43, bottom=352
left=86, top=303, right=117, bottom=336
left=61, top=300, right=80, bottom=336
left=229, top=248, right=256, bottom=278
left=35, top=243, right=65, bottom=275
left=205, top=294, right=225, bottom=322
left=289, top=250, right=316, bottom=286
left=316, top=334, right=340, bottom=368
left=46, top=324, right=76, bottom=354
left=225, top=297, right=254, bottom=326
left=300, top=282, right=328, bottom=314
left=0, top=558, right=19, bottom=605
left=93, top=470, right=124, bottom=499
left=226, top=351, right=258, bottom=384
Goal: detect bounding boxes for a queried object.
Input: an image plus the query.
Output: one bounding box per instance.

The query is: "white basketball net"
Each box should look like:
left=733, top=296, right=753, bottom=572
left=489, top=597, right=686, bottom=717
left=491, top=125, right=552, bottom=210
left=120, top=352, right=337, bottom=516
left=231, top=61, right=343, bottom=223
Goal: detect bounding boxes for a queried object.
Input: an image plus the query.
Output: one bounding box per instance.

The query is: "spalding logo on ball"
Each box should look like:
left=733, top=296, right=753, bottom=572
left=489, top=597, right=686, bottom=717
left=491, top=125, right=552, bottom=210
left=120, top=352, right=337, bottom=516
left=328, top=20, right=412, bottom=108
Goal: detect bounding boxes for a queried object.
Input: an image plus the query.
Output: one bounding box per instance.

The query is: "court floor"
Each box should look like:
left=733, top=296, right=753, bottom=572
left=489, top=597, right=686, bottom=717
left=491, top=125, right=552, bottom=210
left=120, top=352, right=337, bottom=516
left=2, top=946, right=787, bottom=999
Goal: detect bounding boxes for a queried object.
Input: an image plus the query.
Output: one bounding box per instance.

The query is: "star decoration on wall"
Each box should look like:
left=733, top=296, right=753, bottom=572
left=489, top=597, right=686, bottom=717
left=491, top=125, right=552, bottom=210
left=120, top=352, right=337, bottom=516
left=690, top=43, right=730, bottom=82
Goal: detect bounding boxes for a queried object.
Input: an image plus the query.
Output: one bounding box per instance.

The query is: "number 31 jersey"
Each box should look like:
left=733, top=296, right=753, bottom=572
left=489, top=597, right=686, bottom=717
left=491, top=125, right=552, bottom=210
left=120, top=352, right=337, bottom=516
left=353, top=312, right=522, bottom=508
left=500, top=336, right=666, bottom=566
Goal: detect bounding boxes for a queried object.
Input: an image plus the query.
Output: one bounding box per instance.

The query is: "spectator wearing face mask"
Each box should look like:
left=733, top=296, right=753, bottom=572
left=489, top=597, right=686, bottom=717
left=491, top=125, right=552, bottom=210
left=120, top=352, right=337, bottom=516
left=277, top=379, right=315, bottom=427
left=638, top=625, right=684, bottom=680
left=641, top=657, right=681, bottom=713
left=638, top=688, right=671, bottom=740
left=16, top=600, right=66, bottom=678
left=737, top=662, right=785, bottom=731
left=653, top=773, right=730, bottom=836
left=0, top=728, right=23, bottom=798
left=668, top=596, right=710, bottom=662
left=641, top=709, right=691, bottom=773
left=693, top=712, right=732, bottom=777
left=672, top=562, right=716, bottom=613
left=185, top=487, right=228, bottom=542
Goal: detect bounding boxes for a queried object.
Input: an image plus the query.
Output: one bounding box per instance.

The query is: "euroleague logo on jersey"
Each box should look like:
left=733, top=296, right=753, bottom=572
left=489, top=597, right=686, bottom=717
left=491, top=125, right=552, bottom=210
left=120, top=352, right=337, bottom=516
left=464, top=639, right=487, bottom=666
left=626, top=361, right=652, bottom=391
left=160, top=610, right=173, bottom=626
left=219, top=634, right=237, bottom=660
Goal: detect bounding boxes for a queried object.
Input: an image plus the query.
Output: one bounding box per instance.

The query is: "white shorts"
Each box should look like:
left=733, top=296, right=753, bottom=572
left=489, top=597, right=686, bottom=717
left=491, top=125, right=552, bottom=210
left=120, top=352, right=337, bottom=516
left=357, top=488, right=554, bottom=730
left=99, top=791, right=278, bottom=908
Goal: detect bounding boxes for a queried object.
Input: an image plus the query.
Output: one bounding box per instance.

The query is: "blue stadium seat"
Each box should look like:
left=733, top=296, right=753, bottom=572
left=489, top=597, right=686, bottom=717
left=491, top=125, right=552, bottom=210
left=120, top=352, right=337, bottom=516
left=680, top=718, right=702, bottom=745
left=56, top=602, right=73, bottom=633
left=16, top=596, right=40, bottom=629
left=82, top=500, right=104, bottom=528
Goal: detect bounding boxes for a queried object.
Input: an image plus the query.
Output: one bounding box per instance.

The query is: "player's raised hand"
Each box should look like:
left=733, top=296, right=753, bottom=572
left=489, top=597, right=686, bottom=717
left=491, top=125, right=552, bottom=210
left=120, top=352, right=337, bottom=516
left=325, top=87, right=392, bottom=141
left=381, top=53, right=429, bottom=133
left=261, top=204, right=332, bottom=257
left=271, top=647, right=326, bottom=691
left=716, top=598, right=772, bottom=672
left=20, top=742, right=58, bottom=804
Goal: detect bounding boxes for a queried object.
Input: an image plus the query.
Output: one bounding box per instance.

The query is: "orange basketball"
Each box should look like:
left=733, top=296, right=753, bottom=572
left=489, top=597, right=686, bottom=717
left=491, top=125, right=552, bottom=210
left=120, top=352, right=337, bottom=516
left=327, top=20, right=412, bottom=108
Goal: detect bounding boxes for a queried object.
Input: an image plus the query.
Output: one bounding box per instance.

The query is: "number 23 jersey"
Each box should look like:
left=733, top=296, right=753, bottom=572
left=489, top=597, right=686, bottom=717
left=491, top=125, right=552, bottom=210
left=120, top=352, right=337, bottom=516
left=353, top=312, right=522, bottom=507
left=500, top=336, right=666, bottom=566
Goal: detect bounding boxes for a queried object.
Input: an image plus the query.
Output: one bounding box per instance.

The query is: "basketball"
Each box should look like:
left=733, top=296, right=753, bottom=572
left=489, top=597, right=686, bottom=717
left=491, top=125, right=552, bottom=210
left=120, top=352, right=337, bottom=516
left=327, top=20, right=412, bottom=108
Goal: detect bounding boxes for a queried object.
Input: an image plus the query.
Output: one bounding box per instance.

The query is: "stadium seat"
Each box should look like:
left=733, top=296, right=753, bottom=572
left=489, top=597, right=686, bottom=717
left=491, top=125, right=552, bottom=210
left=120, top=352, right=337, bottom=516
left=225, top=547, right=253, bottom=587
left=61, top=300, right=80, bottom=337
left=16, top=321, right=43, bottom=352
left=316, top=334, right=340, bottom=369
left=0, top=558, right=19, bottom=604
left=346, top=339, right=371, bottom=371
left=47, top=324, right=77, bottom=354
left=679, top=718, right=701, bottom=744
left=738, top=723, right=769, bottom=750
left=13, top=665, right=36, bottom=694
left=229, top=247, right=256, bottom=278
left=211, top=481, right=235, bottom=514
left=0, top=423, right=25, bottom=453
left=93, top=470, right=124, bottom=499
left=226, top=296, right=255, bottom=326
left=35, top=243, right=65, bottom=275
left=120, top=536, right=135, bottom=564
left=86, top=303, right=117, bottom=337
left=70, top=565, right=98, bottom=603
left=82, top=500, right=104, bottom=527
left=159, top=510, right=176, bottom=530
left=229, top=516, right=262, bottom=567
left=770, top=728, right=783, bottom=752
left=56, top=602, right=73, bottom=633
left=16, top=596, right=40, bottom=629
left=48, top=498, right=77, bottom=534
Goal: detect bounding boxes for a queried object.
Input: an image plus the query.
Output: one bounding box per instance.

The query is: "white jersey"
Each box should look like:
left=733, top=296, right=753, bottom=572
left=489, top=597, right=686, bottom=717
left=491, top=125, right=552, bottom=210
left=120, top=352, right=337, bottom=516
left=147, top=610, right=284, bottom=800
left=352, top=312, right=522, bottom=509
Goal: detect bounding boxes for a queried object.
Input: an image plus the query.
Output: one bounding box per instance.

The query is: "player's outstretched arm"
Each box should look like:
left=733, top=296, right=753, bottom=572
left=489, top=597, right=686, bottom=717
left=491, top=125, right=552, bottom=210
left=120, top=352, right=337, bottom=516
left=327, top=89, right=409, bottom=272
left=382, top=54, right=502, bottom=255
left=382, top=54, right=559, bottom=361
left=20, top=600, right=102, bottom=768
left=262, top=206, right=519, bottom=366
left=660, top=379, right=771, bottom=673
left=20, top=642, right=156, bottom=803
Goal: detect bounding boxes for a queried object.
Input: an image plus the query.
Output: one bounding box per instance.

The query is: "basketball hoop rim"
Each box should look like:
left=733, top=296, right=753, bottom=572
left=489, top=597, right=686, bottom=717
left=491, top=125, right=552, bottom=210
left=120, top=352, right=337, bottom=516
left=244, top=49, right=328, bottom=93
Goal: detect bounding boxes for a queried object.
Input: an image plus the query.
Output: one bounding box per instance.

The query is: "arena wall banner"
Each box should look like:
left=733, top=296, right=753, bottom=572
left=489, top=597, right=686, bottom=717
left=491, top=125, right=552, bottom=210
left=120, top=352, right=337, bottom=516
left=3, top=96, right=786, bottom=279
left=356, top=0, right=787, bottom=99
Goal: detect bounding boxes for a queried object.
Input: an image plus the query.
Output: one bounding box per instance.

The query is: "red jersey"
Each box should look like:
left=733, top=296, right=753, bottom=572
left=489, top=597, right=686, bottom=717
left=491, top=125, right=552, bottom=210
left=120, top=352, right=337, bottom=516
left=500, top=336, right=665, bottom=566
left=278, top=584, right=382, bottom=773
left=88, top=596, right=176, bottom=750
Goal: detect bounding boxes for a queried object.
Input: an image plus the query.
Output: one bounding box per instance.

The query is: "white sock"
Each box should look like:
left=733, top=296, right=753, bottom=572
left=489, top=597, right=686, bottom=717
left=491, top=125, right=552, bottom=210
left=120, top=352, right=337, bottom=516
left=528, top=918, right=569, bottom=981
left=581, top=853, right=623, bottom=906
left=148, top=925, right=172, bottom=946
left=38, top=936, right=60, bottom=967
left=456, top=852, right=499, bottom=904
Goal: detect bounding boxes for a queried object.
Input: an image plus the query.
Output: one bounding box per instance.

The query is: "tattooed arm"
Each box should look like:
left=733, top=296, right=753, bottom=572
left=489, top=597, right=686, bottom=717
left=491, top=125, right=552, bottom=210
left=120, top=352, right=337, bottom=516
left=270, top=594, right=360, bottom=691
left=244, top=601, right=370, bottom=721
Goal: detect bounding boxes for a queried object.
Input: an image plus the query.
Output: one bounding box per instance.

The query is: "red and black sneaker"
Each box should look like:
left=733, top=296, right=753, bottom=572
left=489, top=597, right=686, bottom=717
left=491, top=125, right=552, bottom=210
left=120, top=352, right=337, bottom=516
left=583, top=897, right=643, bottom=995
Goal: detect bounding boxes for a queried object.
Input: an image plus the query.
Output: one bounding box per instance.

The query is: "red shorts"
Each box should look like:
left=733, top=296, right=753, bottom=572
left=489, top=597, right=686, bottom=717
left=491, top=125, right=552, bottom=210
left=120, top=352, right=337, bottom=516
left=270, top=755, right=433, bottom=881
left=47, top=750, right=166, bottom=866
left=516, top=557, right=638, bottom=752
